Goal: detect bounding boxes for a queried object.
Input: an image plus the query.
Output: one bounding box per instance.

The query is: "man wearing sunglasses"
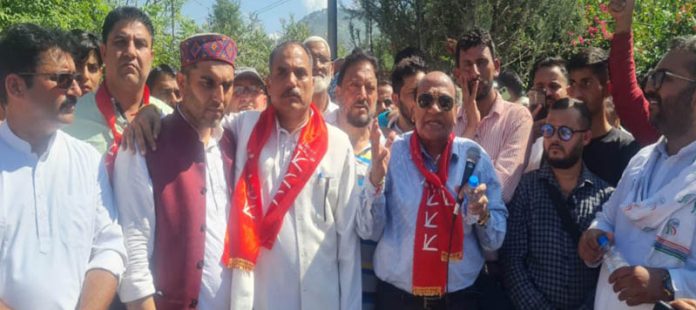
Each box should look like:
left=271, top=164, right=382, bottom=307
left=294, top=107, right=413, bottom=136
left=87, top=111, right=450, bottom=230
left=579, top=34, right=696, bottom=309
left=501, top=98, right=614, bottom=310
left=0, top=23, right=126, bottom=309
left=359, top=71, right=506, bottom=309
left=227, top=67, right=267, bottom=113
left=63, top=7, right=173, bottom=173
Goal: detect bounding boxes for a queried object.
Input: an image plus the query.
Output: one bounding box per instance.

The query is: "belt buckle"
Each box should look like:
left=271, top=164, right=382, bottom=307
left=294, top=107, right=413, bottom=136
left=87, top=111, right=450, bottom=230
left=422, top=295, right=441, bottom=309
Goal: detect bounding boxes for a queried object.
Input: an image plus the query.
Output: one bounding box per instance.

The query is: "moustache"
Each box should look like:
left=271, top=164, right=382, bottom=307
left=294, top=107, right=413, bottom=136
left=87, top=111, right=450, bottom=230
left=282, top=88, right=303, bottom=98
left=352, top=100, right=369, bottom=109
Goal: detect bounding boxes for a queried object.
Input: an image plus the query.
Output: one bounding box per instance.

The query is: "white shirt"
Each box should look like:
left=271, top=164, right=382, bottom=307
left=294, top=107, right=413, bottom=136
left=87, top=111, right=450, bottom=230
left=590, top=137, right=696, bottom=309
left=114, top=124, right=231, bottom=310
left=0, top=122, right=126, bottom=309
left=224, top=111, right=361, bottom=310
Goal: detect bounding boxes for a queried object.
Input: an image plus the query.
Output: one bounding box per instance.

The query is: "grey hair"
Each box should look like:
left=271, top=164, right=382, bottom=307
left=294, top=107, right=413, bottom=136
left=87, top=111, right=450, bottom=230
left=303, top=36, right=331, bottom=54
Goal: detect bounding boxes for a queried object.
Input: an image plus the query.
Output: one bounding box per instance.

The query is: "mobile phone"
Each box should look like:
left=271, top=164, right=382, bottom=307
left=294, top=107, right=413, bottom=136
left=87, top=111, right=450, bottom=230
left=653, top=301, right=675, bottom=310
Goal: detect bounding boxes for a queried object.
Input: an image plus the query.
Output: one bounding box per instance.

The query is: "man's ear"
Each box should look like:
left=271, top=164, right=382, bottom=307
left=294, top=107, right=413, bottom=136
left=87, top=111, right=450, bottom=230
left=493, top=58, right=501, bottom=78
left=6, top=74, right=27, bottom=99
left=582, top=129, right=592, bottom=146
left=176, top=72, right=187, bottom=96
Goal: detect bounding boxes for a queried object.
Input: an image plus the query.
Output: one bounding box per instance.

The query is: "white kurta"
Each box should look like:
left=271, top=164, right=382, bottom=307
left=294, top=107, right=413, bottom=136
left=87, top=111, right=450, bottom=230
left=0, top=122, right=126, bottom=309
left=225, top=111, right=361, bottom=310
left=114, top=126, right=231, bottom=310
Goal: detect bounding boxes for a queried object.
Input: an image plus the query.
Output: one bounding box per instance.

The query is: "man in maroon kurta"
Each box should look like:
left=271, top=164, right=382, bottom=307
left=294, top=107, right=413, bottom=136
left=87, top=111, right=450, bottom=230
left=113, top=33, right=238, bottom=310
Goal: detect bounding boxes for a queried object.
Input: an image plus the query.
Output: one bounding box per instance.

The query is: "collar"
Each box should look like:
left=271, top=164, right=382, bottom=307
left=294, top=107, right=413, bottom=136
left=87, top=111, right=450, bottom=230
left=0, top=120, right=58, bottom=160
left=417, top=138, right=460, bottom=167
left=275, top=110, right=312, bottom=137
left=655, top=136, right=696, bottom=160
left=537, top=161, right=598, bottom=190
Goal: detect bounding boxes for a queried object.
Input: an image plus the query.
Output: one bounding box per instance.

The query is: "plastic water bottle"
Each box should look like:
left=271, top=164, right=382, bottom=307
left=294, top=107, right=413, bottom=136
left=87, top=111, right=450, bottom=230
left=597, top=235, right=628, bottom=273
left=464, top=175, right=480, bottom=225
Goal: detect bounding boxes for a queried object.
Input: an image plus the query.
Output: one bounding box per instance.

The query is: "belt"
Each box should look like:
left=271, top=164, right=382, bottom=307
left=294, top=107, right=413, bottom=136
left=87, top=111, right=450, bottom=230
left=378, top=280, right=478, bottom=309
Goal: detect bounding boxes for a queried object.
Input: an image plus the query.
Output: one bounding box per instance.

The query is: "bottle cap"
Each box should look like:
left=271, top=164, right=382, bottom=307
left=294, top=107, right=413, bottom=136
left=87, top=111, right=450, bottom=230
left=597, top=235, right=609, bottom=247
left=468, top=175, right=479, bottom=188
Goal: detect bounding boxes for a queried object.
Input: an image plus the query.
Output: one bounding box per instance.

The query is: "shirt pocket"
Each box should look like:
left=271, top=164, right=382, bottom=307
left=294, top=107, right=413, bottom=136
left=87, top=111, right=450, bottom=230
left=310, top=170, right=339, bottom=227
left=59, top=194, right=96, bottom=250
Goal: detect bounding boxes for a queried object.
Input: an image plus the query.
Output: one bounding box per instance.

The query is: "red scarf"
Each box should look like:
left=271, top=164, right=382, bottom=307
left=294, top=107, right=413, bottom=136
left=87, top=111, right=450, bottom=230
left=409, top=132, right=463, bottom=296
left=95, top=83, right=150, bottom=176
left=222, top=104, right=328, bottom=270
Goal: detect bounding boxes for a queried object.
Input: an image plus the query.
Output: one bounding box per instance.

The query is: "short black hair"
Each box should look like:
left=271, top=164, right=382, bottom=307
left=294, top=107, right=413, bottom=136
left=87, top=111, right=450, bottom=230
left=336, top=48, right=379, bottom=86
left=669, top=35, right=696, bottom=75
left=378, top=80, right=392, bottom=87
left=530, top=56, right=568, bottom=88
left=146, top=64, right=177, bottom=89
left=497, top=70, right=524, bottom=98
left=70, top=29, right=103, bottom=67
left=268, top=41, right=313, bottom=74
left=567, top=47, right=609, bottom=85
left=394, top=47, right=426, bottom=66
left=0, top=23, right=72, bottom=106
left=550, top=97, right=592, bottom=129
left=102, top=6, right=154, bottom=45
left=455, top=28, right=497, bottom=67
left=391, top=56, right=427, bottom=94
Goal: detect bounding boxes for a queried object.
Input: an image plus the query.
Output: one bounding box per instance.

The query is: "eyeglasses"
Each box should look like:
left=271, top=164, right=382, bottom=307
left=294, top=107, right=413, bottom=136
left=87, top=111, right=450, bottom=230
left=18, top=72, right=83, bottom=89
left=541, top=123, right=589, bottom=141
left=646, top=68, right=696, bottom=91
left=417, top=93, right=455, bottom=112
left=379, top=98, right=392, bottom=106
left=233, top=85, right=264, bottom=96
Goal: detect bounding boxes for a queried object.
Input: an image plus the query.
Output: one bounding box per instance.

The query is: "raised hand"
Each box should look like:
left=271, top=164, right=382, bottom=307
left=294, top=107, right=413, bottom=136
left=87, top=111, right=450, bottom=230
left=369, top=120, right=393, bottom=188
left=608, top=0, right=635, bottom=34
left=455, top=70, right=480, bottom=138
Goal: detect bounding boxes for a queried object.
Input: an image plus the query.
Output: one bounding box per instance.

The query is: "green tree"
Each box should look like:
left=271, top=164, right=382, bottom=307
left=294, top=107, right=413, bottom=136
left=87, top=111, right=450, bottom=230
left=0, top=0, right=110, bottom=32
left=279, top=15, right=311, bottom=43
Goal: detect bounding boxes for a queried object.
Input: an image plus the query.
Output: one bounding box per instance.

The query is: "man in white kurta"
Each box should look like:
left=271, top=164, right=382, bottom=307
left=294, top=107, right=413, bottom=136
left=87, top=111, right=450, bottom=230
left=222, top=41, right=361, bottom=310
left=578, top=33, right=696, bottom=309
left=0, top=23, right=126, bottom=309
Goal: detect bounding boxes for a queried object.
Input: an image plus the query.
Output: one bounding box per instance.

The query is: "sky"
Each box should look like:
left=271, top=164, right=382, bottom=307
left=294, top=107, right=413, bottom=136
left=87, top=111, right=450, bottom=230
left=182, top=0, right=331, bottom=34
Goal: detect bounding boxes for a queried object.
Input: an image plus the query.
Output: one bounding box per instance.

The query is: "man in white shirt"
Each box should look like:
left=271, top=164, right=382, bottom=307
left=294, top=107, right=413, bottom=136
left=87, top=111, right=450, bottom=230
left=578, top=34, right=696, bottom=309
left=303, top=36, right=339, bottom=116
left=123, top=41, right=361, bottom=310
left=114, top=34, right=238, bottom=310
left=0, top=23, right=126, bottom=310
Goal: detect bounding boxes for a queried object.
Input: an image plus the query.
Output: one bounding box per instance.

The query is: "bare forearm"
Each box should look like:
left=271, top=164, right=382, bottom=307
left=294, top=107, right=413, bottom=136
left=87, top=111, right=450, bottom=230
left=78, top=269, right=118, bottom=310
left=0, top=299, right=12, bottom=310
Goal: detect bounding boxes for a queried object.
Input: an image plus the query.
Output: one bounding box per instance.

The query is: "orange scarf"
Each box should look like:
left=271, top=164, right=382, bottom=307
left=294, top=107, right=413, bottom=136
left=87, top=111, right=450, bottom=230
left=409, top=132, right=463, bottom=296
left=222, top=104, right=328, bottom=270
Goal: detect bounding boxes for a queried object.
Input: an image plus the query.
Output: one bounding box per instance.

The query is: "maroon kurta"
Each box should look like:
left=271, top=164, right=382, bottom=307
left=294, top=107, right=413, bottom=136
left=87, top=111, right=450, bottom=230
left=145, top=110, right=235, bottom=309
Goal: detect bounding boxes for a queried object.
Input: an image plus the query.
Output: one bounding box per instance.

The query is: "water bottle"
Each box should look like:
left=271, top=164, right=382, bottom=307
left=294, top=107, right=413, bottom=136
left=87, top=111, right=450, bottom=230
left=464, top=175, right=480, bottom=225
left=597, top=235, right=628, bottom=273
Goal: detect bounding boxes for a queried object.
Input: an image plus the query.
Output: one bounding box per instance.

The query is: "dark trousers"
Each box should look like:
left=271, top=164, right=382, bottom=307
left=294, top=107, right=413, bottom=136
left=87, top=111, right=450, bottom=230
left=375, top=280, right=481, bottom=310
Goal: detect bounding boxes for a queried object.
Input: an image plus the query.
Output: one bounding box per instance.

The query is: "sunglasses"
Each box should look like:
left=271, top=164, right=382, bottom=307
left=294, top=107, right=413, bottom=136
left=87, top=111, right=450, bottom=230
left=541, top=123, right=589, bottom=142
left=379, top=98, right=392, bottom=106
left=18, top=72, right=83, bottom=89
left=646, top=68, right=696, bottom=92
left=417, top=93, right=455, bottom=112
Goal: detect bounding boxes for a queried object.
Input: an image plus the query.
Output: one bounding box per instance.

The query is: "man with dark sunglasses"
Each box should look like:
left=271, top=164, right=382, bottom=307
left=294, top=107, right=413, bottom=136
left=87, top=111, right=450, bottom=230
left=358, top=71, right=506, bottom=309
left=501, top=98, right=613, bottom=310
left=0, top=23, right=126, bottom=309
left=579, top=31, right=696, bottom=309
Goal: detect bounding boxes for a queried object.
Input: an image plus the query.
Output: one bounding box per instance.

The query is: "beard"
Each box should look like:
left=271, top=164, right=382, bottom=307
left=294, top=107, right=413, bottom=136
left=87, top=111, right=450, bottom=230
left=396, top=100, right=414, bottom=126
left=313, top=74, right=331, bottom=94
left=647, top=86, right=696, bottom=137
left=476, top=79, right=494, bottom=101
left=543, top=142, right=583, bottom=169
left=346, top=101, right=373, bottom=128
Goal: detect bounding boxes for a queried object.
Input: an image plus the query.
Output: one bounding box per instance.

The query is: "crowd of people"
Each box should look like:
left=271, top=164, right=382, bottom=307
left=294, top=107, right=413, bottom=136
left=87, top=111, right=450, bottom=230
left=1, top=0, right=696, bottom=309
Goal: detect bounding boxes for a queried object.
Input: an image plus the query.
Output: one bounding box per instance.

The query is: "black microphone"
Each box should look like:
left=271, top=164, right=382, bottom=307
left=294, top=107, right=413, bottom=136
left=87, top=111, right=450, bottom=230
left=454, top=147, right=480, bottom=214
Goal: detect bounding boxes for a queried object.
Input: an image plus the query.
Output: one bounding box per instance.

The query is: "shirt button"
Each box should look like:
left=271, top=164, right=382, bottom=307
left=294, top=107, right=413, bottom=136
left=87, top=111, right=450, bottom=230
left=196, top=260, right=204, bottom=269
left=189, top=298, right=198, bottom=308
left=200, top=224, right=206, bottom=232
left=200, top=187, right=207, bottom=195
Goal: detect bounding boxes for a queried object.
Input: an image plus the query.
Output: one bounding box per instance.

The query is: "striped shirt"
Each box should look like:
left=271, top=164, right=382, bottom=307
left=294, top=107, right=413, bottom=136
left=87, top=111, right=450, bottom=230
left=455, top=94, right=533, bottom=203
left=355, top=145, right=376, bottom=310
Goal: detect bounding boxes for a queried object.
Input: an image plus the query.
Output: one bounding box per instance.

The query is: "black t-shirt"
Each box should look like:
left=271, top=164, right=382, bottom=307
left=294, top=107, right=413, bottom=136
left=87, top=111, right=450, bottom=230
left=583, top=128, right=641, bottom=186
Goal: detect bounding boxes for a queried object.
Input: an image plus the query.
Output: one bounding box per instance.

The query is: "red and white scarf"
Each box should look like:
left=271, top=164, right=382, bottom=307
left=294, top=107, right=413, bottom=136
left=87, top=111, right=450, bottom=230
left=222, top=104, right=328, bottom=270
left=95, top=83, right=150, bottom=177
left=409, top=132, right=463, bottom=296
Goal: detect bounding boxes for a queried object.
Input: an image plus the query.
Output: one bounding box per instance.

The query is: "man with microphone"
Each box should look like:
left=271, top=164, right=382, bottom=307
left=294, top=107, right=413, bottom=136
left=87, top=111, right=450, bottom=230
left=357, top=71, right=507, bottom=309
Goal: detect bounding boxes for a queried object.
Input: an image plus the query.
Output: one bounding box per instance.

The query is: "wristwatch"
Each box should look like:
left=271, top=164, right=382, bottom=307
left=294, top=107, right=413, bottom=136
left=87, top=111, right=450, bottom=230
left=662, top=271, right=675, bottom=301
